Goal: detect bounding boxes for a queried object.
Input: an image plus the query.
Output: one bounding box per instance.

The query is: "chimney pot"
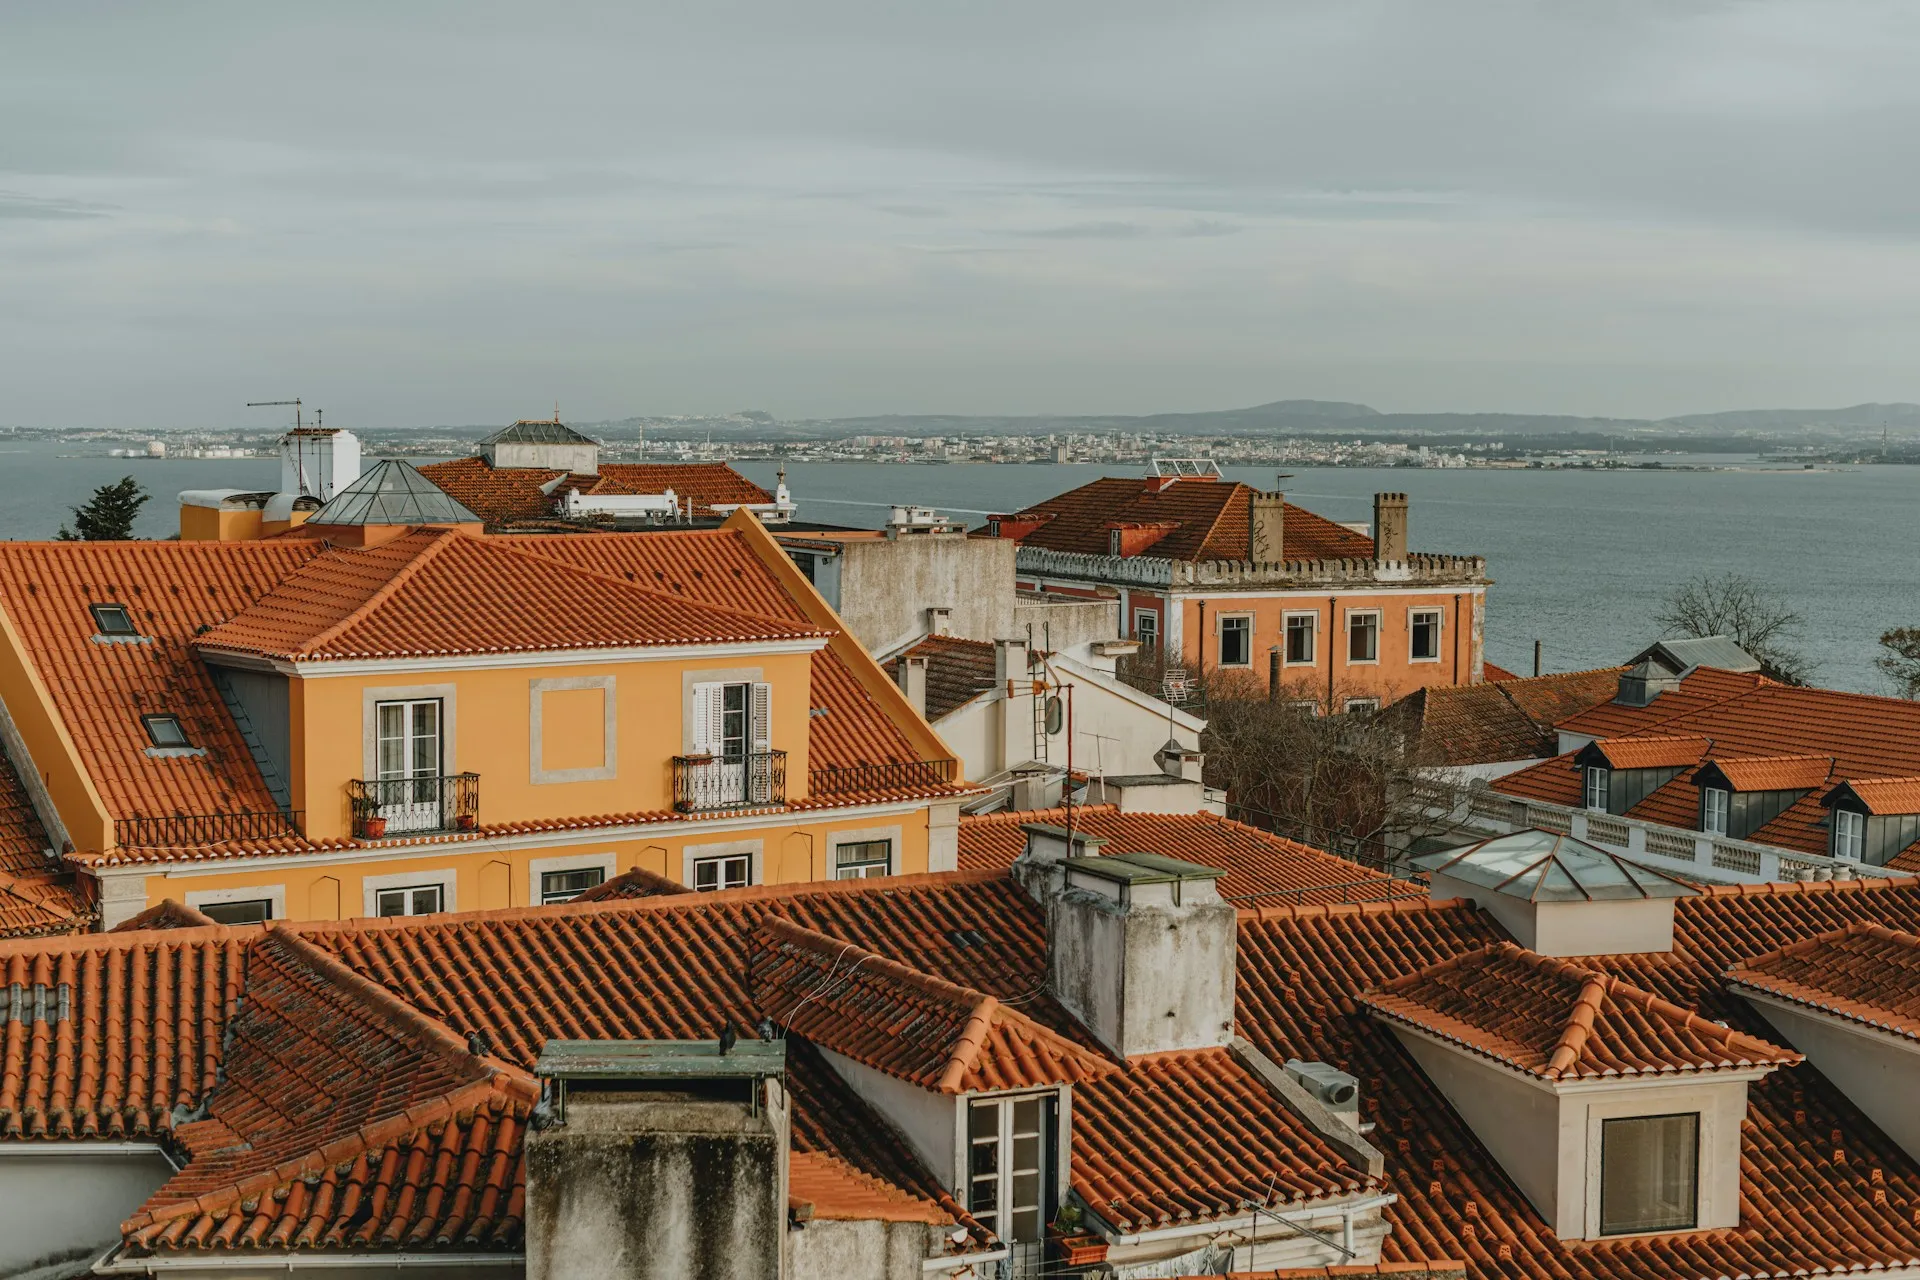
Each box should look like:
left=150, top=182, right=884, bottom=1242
left=1372, top=492, right=1409, bottom=561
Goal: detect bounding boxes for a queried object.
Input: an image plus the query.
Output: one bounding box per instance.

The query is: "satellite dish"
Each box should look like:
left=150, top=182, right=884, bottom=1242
left=1044, top=695, right=1064, bottom=736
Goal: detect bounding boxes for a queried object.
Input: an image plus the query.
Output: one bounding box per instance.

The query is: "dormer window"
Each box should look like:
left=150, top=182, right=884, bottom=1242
left=1600, top=1113, right=1699, bottom=1235
left=1584, top=766, right=1611, bottom=813
left=966, top=1094, right=1059, bottom=1253
left=1700, top=787, right=1729, bottom=836
left=90, top=603, right=137, bottom=636
left=1832, top=808, right=1865, bottom=860
left=142, top=714, right=190, bottom=749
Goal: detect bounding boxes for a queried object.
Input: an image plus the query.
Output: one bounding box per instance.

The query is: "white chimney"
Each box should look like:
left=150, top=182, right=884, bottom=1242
left=895, top=655, right=929, bottom=718
left=279, top=428, right=362, bottom=501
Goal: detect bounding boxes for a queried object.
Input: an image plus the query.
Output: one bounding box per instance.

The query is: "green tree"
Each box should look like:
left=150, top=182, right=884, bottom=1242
left=1877, top=627, right=1920, bottom=699
left=58, top=476, right=150, bottom=541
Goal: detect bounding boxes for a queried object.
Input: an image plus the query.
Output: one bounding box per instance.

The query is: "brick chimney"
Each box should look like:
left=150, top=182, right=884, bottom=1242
left=1372, top=492, right=1408, bottom=561
left=1248, top=491, right=1286, bottom=563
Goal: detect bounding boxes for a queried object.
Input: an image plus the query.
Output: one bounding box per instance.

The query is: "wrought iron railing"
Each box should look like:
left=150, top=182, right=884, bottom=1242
left=808, top=758, right=957, bottom=797
left=347, top=773, right=480, bottom=838
left=672, top=751, right=787, bottom=813
left=113, top=810, right=304, bottom=849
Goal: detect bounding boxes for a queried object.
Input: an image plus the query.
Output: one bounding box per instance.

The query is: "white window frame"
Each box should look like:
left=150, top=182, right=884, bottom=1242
left=1832, top=808, right=1865, bottom=860
left=1585, top=766, right=1611, bottom=814
left=187, top=884, right=287, bottom=923
left=1700, top=787, right=1729, bottom=836
left=1408, top=607, right=1444, bottom=663
left=682, top=839, right=763, bottom=891
left=1345, top=610, right=1381, bottom=665
left=691, top=854, right=753, bottom=892
left=528, top=852, right=618, bottom=907
left=1133, top=609, right=1160, bottom=650
left=373, top=883, right=446, bottom=918
left=1215, top=613, right=1254, bottom=668
left=1288, top=698, right=1322, bottom=716
left=1283, top=611, right=1318, bottom=666
left=964, top=1091, right=1059, bottom=1250
left=834, top=839, right=893, bottom=879
left=361, top=868, right=457, bottom=918
left=1343, top=696, right=1380, bottom=715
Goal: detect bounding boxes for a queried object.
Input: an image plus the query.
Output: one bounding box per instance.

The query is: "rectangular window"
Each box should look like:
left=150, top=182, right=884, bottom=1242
left=142, top=714, right=190, bottom=749
left=1217, top=615, right=1252, bottom=667
left=1288, top=698, right=1321, bottom=716
left=835, top=840, right=892, bottom=879
left=89, top=603, right=137, bottom=636
left=374, top=884, right=444, bottom=917
left=967, top=1094, right=1057, bottom=1248
left=1600, top=1113, right=1699, bottom=1235
left=1585, top=766, right=1611, bottom=813
left=540, top=867, right=606, bottom=904
left=199, top=899, right=273, bottom=925
left=376, top=699, right=441, bottom=781
left=1133, top=610, right=1159, bottom=651
left=1701, top=787, right=1729, bottom=836
left=1344, top=697, right=1380, bottom=716
left=692, top=681, right=772, bottom=758
left=1347, top=612, right=1379, bottom=663
left=1285, top=613, right=1316, bottom=665
left=1832, top=808, right=1865, bottom=860
left=1410, top=609, right=1443, bottom=662
left=692, top=854, right=752, bottom=892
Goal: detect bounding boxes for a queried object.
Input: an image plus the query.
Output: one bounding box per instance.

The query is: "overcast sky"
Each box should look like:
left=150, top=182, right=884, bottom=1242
left=6, top=1, right=1920, bottom=427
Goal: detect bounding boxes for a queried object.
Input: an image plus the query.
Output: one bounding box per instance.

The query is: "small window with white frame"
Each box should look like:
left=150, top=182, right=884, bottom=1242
left=1410, top=608, right=1443, bottom=662
left=1133, top=609, right=1159, bottom=651
left=540, top=867, right=606, bottom=904
left=1585, top=766, right=1611, bottom=813
left=1831, top=808, right=1865, bottom=860
left=1217, top=614, right=1252, bottom=667
left=1599, top=1113, right=1699, bottom=1235
left=1288, top=697, right=1321, bottom=716
left=692, top=853, right=753, bottom=892
left=375, top=884, right=444, bottom=917
left=834, top=840, right=892, bottom=879
left=1284, top=613, right=1316, bottom=665
left=1700, top=787, right=1729, bottom=836
left=1343, top=696, right=1380, bottom=716
left=1347, top=611, right=1380, bottom=663
left=199, top=898, right=273, bottom=925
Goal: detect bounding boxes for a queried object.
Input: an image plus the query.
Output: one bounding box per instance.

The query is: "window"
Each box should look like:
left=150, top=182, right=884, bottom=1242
left=1832, top=808, right=1865, bottom=860
left=199, top=899, right=272, bottom=925
left=1584, top=766, right=1611, bottom=813
left=1701, top=787, right=1729, bottom=836
left=540, top=867, right=605, bottom=904
left=967, top=1094, right=1057, bottom=1250
left=1410, top=609, right=1443, bottom=662
left=835, top=840, right=892, bottom=879
left=90, top=603, right=137, bottom=636
left=692, top=681, right=771, bottom=758
left=374, top=699, right=445, bottom=832
left=1600, top=1113, right=1698, bottom=1235
left=692, top=854, right=752, bottom=892
left=375, top=884, right=444, bottom=917
left=1134, top=609, right=1159, bottom=651
left=1285, top=613, right=1316, bottom=665
left=1288, top=698, right=1321, bottom=716
left=1347, top=612, right=1379, bottom=663
left=142, top=714, right=190, bottom=749
left=1344, top=697, right=1380, bottom=716
left=1217, top=615, right=1252, bottom=667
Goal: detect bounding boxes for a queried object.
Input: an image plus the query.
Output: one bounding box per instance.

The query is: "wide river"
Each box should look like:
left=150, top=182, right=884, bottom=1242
left=1, top=438, right=1911, bottom=693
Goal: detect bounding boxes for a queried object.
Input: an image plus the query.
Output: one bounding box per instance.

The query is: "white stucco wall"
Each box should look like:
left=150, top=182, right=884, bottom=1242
left=0, top=1146, right=175, bottom=1275
left=819, top=1048, right=960, bottom=1185
left=1425, top=871, right=1677, bottom=957
left=840, top=538, right=1018, bottom=657
left=1742, top=991, right=1920, bottom=1162
left=788, top=1216, right=934, bottom=1280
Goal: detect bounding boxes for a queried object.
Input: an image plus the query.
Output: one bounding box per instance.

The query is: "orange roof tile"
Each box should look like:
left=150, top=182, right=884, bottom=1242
left=1727, top=921, right=1920, bottom=1042
left=1395, top=667, right=1624, bottom=766
left=571, top=866, right=690, bottom=901
left=1697, top=754, right=1835, bottom=792
left=1831, top=775, right=1920, bottom=816
left=0, top=744, right=90, bottom=937
left=990, top=476, right=1376, bottom=563
left=884, top=634, right=998, bottom=720
left=1363, top=942, right=1799, bottom=1079
left=108, top=899, right=217, bottom=932
left=1589, top=735, right=1712, bottom=770
left=198, top=527, right=824, bottom=662
left=788, top=1151, right=952, bottom=1224
left=958, top=807, right=1423, bottom=907
left=416, top=456, right=771, bottom=527
left=751, top=917, right=1112, bottom=1093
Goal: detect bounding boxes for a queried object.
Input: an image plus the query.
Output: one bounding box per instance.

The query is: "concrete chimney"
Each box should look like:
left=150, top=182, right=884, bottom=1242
left=895, top=655, right=929, bottom=718
left=1045, top=852, right=1236, bottom=1058
left=925, top=606, right=952, bottom=637
left=279, top=428, right=362, bottom=502
left=1248, top=490, right=1286, bottom=563
left=527, top=1039, right=789, bottom=1280
left=993, top=637, right=1030, bottom=685
left=1372, top=493, right=1408, bottom=561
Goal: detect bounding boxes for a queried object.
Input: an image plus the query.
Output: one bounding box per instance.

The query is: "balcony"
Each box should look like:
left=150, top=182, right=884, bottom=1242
left=348, top=773, right=480, bottom=838
left=114, top=809, right=304, bottom=849
left=672, top=751, right=787, bottom=813
left=808, top=758, right=957, bottom=798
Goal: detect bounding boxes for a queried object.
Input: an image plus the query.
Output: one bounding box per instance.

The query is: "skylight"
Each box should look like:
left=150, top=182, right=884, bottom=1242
left=90, top=603, right=137, bottom=636
left=142, top=714, right=190, bottom=749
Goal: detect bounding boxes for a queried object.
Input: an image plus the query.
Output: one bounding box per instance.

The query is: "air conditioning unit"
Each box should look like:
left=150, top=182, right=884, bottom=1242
left=1285, top=1058, right=1360, bottom=1122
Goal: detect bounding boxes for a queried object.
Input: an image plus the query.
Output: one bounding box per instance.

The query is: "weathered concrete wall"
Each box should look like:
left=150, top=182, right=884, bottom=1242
left=818, top=1048, right=957, bottom=1182
left=839, top=537, right=1017, bottom=656
left=0, top=1147, right=174, bottom=1275
left=1013, top=595, right=1119, bottom=656
left=1048, top=885, right=1236, bottom=1058
left=789, top=1217, right=934, bottom=1280
left=1743, top=992, right=1920, bottom=1163
left=526, top=1087, right=787, bottom=1280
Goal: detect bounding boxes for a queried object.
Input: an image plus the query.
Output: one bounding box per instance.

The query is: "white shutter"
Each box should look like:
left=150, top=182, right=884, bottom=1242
left=691, top=683, right=721, bottom=755
left=751, top=682, right=772, bottom=752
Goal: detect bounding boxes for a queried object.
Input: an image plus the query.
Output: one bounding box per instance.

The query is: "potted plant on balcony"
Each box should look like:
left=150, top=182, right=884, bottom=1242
left=1047, top=1203, right=1105, bottom=1266
left=455, top=812, right=477, bottom=831
left=359, top=815, right=388, bottom=840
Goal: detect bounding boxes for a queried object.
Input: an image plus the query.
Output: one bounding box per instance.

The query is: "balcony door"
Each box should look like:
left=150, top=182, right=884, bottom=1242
left=376, top=699, right=443, bottom=832
left=967, top=1093, right=1057, bottom=1274
left=690, top=681, right=772, bottom=807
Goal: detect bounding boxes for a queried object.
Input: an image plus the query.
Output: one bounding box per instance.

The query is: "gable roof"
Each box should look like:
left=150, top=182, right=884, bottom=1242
left=1695, top=754, right=1834, bottom=793
left=1828, top=776, right=1920, bottom=816
left=750, top=917, right=1111, bottom=1092
left=304, top=459, right=481, bottom=528
left=1398, top=667, right=1624, bottom=766
left=1727, top=921, right=1920, bottom=1042
left=884, top=634, right=998, bottom=720
left=1582, top=735, right=1711, bottom=771
left=991, top=476, right=1376, bottom=563
left=416, top=457, right=772, bottom=527
left=1362, top=941, right=1799, bottom=1080
left=1632, top=635, right=1761, bottom=676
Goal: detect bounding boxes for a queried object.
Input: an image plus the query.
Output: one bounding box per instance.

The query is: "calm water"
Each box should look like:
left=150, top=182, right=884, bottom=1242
left=1, top=439, right=1910, bottom=693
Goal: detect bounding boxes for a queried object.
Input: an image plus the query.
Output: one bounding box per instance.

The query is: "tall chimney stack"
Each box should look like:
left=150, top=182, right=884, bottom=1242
left=1372, top=492, right=1409, bottom=561
left=895, top=655, right=929, bottom=718
left=1248, top=491, right=1286, bottom=563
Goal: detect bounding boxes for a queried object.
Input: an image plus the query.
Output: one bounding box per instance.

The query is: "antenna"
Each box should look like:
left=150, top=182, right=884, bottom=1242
left=247, top=398, right=303, bottom=429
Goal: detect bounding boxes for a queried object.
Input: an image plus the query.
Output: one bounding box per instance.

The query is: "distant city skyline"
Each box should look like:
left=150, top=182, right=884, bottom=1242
left=6, top=2, right=1920, bottom=428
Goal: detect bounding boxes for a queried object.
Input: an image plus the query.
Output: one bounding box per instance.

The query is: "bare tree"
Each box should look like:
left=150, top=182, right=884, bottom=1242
left=1877, top=627, right=1920, bottom=699
left=1655, top=572, right=1811, bottom=685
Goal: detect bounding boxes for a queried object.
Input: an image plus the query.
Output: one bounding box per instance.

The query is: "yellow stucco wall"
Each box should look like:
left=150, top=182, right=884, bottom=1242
left=0, top=606, right=111, bottom=852
left=179, top=505, right=264, bottom=542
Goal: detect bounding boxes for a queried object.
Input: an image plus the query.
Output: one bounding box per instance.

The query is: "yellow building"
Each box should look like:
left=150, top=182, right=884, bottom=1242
left=0, top=462, right=967, bottom=928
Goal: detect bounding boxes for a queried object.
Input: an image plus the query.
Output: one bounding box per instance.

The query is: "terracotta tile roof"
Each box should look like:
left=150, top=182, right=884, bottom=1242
left=1481, top=663, right=1517, bottom=682
left=991, top=477, right=1377, bottom=563
left=1395, top=667, right=1624, bottom=766
left=109, top=899, right=217, bottom=932
left=750, top=917, right=1112, bottom=1093
left=958, top=807, right=1424, bottom=907
left=1361, top=942, right=1799, bottom=1079
left=1553, top=665, right=1770, bottom=739
left=884, top=634, right=998, bottom=720
left=1223, top=1266, right=1468, bottom=1280
left=1832, top=775, right=1920, bottom=815
left=788, top=1151, right=951, bottom=1224
left=0, top=747, right=90, bottom=936
left=1697, top=754, right=1835, bottom=793
left=198, top=527, right=823, bottom=662
left=1727, top=921, right=1920, bottom=1042
left=1588, top=735, right=1711, bottom=770
left=570, top=866, right=689, bottom=901
left=416, top=457, right=770, bottom=527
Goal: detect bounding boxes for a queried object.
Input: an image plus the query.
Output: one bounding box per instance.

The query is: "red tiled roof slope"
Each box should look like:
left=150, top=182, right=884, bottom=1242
left=885, top=635, right=998, bottom=720
left=1361, top=942, right=1798, bottom=1079
left=1727, top=921, right=1920, bottom=1041
left=1705, top=754, right=1835, bottom=792
left=1397, top=667, right=1623, bottom=766
left=109, top=899, right=217, bottom=932
left=0, top=746, right=90, bottom=935
left=1589, top=735, right=1710, bottom=770
left=1838, top=775, right=1920, bottom=815
left=417, top=457, right=770, bottom=527
left=571, top=866, right=689, bottom=901
left=958, top=807, right=1423, bottom=906
left=994, top=477, right=1376, bottom=563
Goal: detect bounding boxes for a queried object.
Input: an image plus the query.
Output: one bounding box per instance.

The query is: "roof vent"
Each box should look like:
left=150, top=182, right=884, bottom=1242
left=1285, top=1058, right=1360, bottom=1123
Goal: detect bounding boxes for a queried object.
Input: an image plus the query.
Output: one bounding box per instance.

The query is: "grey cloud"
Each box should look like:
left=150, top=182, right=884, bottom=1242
left=1014, top=221, right=1147, bottom=240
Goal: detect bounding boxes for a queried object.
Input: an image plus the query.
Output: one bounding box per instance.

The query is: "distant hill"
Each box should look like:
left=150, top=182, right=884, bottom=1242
left=1657, top=403, right=1920, bottom=431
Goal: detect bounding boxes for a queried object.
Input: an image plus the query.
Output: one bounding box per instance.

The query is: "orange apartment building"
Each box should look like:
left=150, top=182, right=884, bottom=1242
left=985, top=466, right=1490, bottom=711
left=0, top=461, right=967, bottom=930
